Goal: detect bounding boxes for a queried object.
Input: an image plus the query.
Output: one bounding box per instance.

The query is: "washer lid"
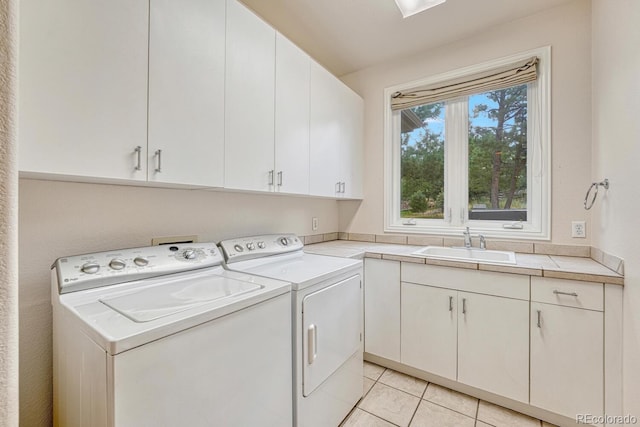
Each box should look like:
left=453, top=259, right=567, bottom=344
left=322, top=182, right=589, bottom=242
left=100, top=275, right=262, bottom=322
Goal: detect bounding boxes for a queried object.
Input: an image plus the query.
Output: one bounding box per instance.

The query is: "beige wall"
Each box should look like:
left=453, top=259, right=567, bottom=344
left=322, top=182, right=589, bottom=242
left=339, top=0, right=592, bottom=244
left=591, top=0, right=640, bottom=418
left=0, top=0, right=19, bottom=425
left=18, top=178, right=338, bottom=426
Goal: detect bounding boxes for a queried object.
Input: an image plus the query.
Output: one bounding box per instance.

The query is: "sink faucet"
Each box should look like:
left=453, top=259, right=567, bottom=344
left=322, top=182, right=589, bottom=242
left=463, top=227, right=472, bottom=248
left=479, top=235, right=486, bottom=250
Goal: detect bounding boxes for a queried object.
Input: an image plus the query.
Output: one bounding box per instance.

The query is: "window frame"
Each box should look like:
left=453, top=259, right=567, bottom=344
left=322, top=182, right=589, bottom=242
left=384, top=47, right=551, bottom=239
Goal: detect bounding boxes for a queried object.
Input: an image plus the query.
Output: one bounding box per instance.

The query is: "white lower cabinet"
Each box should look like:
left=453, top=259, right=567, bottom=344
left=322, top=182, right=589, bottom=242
left=364, top=260, right=617, bottom=425
left=401, top=282, right=457, bottom=380
left=530, top=301, right=604, bottom=420
left=457, top=291, right=529, bottom=403
left=364, top=259, right=400, bottom=361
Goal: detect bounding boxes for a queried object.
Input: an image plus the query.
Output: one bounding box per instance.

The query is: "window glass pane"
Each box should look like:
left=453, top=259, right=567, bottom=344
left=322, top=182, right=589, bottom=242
left=468, top=84, right=527, bottom=221
left=400, top=102, right=445, bottom=219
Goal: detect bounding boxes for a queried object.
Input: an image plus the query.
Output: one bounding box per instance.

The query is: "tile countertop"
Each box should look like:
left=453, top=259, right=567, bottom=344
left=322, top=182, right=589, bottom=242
left=303, top=241, right=624, bottom=286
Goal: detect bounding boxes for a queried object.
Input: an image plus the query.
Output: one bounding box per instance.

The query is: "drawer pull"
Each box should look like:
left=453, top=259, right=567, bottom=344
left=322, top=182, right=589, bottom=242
left=553, top=290, right=578, bottom=297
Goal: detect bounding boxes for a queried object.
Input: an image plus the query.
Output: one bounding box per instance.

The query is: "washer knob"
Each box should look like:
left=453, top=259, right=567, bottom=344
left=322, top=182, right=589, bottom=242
left=280, top=237, right=289, bottom=246
left=109, top=259, right=126, bottom=270
left=184, top=249, right=197, bottom=260
left=234, top=244, right=244, bottom=252
left=133, top=256, right=149, bottom=267
left=246, top=242, right=255, bottom=251
left=257, top=241, right=265, bottom=249
left=81, top=262, right=100, bottom=274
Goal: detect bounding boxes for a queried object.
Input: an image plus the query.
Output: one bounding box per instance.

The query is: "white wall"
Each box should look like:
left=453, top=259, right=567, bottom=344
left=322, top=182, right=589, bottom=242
left=18, top=178, right=339, bottom=426
left=339, top=0, right=592, bottom=244
left=591, top=0, right=640, bottom=418
left=0, top=0, right=19, bottom=425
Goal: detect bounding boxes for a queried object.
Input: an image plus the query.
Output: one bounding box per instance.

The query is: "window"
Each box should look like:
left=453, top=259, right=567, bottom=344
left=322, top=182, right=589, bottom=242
left=384, top=48, right=550, bottom=239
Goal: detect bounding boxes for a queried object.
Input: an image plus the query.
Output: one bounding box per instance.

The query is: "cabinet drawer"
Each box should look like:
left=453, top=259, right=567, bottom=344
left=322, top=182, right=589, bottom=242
left=401, top=263, right=529, bottom=300
left=531, top=277, right=603, bottom=311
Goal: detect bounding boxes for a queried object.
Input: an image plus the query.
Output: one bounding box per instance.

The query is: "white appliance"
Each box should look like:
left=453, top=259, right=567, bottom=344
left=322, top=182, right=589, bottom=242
left=219, top=234, right=363, bottom=427
left=52, top=242, right=292, bottom=427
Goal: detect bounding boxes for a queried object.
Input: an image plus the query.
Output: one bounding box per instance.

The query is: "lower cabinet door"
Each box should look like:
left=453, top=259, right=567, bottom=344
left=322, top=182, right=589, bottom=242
left=530, top=302, right=603, bottom=419
left=401, top=282, right=457, bottom=380
left=457, top=292, right=529, bottom=402
left=364, top=259, right=400, bottom=361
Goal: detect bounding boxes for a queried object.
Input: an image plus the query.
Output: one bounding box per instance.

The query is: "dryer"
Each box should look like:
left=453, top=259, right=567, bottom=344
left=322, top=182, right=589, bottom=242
left=219, top=234, right=363, bottom=427
left=52, top=242, right=292, bottom=427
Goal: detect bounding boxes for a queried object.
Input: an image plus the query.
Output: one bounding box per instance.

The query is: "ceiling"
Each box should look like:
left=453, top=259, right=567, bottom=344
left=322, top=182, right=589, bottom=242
left=239, top=0, right=575, bottom=76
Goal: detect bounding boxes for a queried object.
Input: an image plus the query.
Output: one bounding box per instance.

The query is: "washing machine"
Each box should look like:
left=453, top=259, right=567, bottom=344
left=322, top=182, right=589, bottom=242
left=219, top=234, right=363, bottom=427
left=52, top=242, right=292, bottom=427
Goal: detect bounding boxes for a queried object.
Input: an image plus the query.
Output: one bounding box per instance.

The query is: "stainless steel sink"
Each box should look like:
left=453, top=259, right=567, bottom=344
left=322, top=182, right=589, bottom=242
left=411, top=246, right=516, bottom=265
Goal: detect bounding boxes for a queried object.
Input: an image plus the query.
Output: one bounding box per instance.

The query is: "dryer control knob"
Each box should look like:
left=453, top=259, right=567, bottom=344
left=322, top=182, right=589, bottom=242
left=234, top=244, right=244, bottom=252
left=81, top=262, right=100, bottom=274
left=133, top=257, right=149, bottom=267
left=280, top=237, right=289, bottom=246
left=257, top=241, right=265, bottom=249
left=184, top=249, right=197, bottom=260
left=246, top=242, right=255, bottom=251
left=109, top=259, right=126, bottom=270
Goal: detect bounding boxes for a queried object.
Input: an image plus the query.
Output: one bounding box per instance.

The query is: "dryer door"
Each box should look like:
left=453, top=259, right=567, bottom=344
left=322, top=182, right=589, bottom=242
left=302, top=274, right=361, bottom=396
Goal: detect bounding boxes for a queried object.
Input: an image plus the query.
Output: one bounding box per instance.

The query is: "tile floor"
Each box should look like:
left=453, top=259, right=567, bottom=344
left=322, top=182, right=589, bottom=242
left=341, top=362, right=558, bottom=427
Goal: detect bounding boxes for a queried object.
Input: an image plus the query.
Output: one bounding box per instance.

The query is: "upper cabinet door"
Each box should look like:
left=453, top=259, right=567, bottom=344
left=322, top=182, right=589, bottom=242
left=224, top=0, right=276, bottom=192
left=19, top=0, right=149, bottom=181
left=148, top=0, right=225, bottom=187
left=274, top=34, right=310, bottom=195
left=339, top=87, right=364, bottom=199
left=309, top=61, right=342, bottom=197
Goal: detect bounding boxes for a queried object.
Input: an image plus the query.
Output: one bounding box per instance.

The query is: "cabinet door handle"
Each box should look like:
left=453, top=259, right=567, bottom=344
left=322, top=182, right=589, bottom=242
left=268, top=170, right=274, bottom=186
left=537, top=310, right=542, bottom=328
left=335, top=182, right=340, bottom=193
left=277, top=171, right=283, bottom=186
left=340, top=182, right=346, bottom=193
left=307, top=324, right=317, bottom=365
left=449, top=296, right=453, bottom=312
left=462, top=298, right=467, bottom=314
left=134, top=146, right=142, bottom=171
left=154, top=149, right=162, bottom=173
left=553, top=290, right=578, bottom=297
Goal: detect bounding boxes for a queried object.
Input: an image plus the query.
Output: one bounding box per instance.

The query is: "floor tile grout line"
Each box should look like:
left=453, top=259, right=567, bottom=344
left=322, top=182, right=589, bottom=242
left=364, top=365, right=545, bottom=427
left=406, top=380, right=430, bottom=427
left=419, top=398, right=478, bottom=421
left=357, top=407, right=402, bottom=427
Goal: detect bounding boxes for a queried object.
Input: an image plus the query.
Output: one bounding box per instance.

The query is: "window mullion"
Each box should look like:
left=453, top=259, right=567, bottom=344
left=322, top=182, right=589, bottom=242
left=444, top=98, right=469, bottom=227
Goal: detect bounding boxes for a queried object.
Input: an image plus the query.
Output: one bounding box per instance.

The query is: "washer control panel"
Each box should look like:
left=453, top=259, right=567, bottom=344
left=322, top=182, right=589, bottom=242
left=54, top=242, right=221, bottom=294
left=219, top=234, right=303, bottom=263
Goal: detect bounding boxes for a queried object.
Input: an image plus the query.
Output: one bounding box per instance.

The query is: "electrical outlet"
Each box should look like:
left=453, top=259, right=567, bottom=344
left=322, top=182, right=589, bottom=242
left=312, top=217, right=319, bottom=231
left=571, top=221, right=586, bottom=238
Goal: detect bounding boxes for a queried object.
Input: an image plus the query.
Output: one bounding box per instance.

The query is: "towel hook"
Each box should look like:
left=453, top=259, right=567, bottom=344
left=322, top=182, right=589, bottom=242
left=584, top=179, right=609, bottom=210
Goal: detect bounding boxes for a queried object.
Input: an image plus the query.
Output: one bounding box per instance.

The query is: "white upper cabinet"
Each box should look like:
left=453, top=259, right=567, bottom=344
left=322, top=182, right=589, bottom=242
left=19, top=0, right=149, bottom=181
left=274, top=34, right=311, bottom=195
left=310, top=61, right=363, bottom=198
left=148, top=0, right=225, bottom=187
left=338, top=86, right=364, bottom=199
left=310, top=61, right=342, bottom=197
left=224, top=0, right=276, bottom=192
